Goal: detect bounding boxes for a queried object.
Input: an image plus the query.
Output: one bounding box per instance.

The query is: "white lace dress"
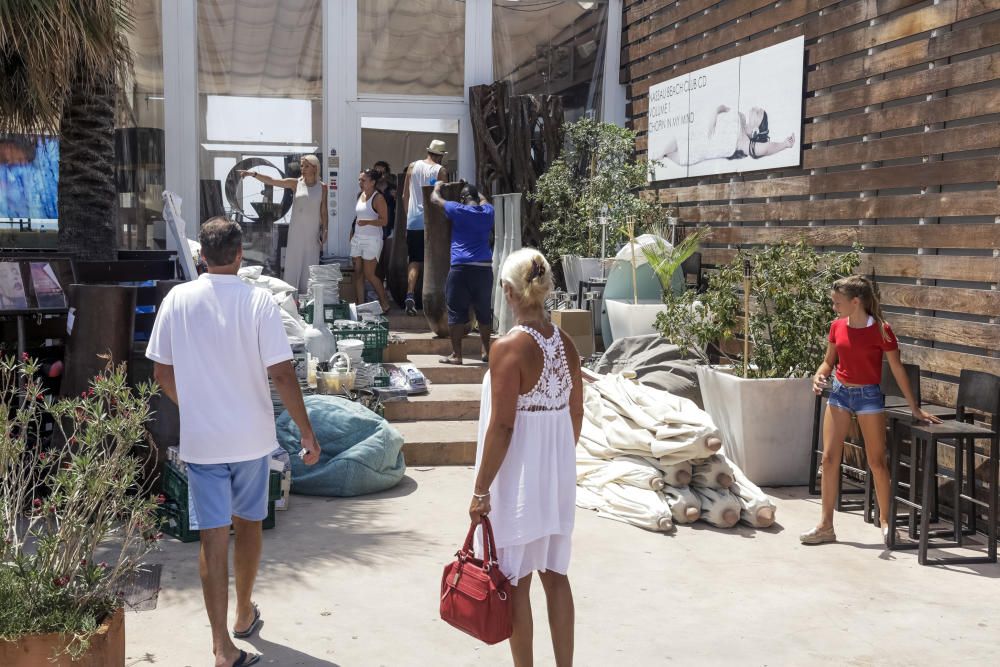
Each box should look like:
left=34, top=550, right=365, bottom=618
left=475, top=325, right=577, bottom=585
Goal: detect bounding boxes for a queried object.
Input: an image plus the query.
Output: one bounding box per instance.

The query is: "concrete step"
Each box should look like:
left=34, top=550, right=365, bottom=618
left=408, top=355, right=488, bottom=385
left=396, top=420, right=478, bottom=466
left=387, top=311, right=428, bottom=332
left=383, top=384, right=482, bottom=421
left=393, top=333, right=492, bottom=359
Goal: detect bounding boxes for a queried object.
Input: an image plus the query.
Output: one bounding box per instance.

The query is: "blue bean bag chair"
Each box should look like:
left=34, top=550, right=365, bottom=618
left=276, top=395, right=406, bottom=496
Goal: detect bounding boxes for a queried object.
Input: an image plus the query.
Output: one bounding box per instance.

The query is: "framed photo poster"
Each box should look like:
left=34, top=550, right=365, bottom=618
left=647, top=36, right=805, bottom=182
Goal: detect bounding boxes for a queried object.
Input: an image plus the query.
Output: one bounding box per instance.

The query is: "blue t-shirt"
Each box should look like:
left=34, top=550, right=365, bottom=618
left=444, top=201, right=494, bottom=266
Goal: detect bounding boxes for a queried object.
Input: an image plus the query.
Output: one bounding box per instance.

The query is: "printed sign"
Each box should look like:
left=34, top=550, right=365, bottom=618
left=647, top=36, right=804, bottom=181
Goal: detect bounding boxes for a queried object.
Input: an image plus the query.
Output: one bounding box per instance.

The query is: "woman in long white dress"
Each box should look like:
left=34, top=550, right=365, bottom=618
left=470, top=248, right=584, bottom=667
left=240, top=154, right=327, bottom=294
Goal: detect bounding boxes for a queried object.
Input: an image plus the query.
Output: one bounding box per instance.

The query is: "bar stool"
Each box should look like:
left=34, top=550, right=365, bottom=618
left=888, top=369, right=999, bottom=565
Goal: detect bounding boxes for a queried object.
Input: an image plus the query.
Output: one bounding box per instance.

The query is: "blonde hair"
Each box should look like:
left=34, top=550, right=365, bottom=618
left=832, top=275, right=890, bottom=341
left=501, top=248, right=552, bottom=309
left=300, top=154, right=320, bottom=170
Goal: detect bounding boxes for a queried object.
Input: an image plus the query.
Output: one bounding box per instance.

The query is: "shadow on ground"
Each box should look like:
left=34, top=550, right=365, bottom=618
left=151, top=475, right=423, bottom=595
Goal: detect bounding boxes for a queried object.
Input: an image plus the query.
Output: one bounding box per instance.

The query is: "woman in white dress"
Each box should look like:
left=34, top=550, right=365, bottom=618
left=240, top=154, right=327, bottom=294
left=470, top=248, right=584, bottom=667
left=656, top=105, right=796, bottom=166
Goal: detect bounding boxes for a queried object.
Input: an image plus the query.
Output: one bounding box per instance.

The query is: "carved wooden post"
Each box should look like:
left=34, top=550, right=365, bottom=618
left=61, top=285, right=136, bottom=397
left=422, top=182, right=464, bottom=337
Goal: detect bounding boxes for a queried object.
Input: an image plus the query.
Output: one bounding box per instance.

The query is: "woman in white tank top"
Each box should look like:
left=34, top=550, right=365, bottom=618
left=351, top=169, right=390, bottom=312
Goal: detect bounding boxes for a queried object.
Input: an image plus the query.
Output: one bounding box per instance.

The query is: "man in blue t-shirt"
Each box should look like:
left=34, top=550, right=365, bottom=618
left=431, top=180, right=494, bottom=365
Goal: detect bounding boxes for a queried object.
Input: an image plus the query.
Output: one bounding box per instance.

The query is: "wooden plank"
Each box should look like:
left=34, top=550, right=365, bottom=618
left=683, top=191, right=1000, bottom=223
left=629, top=0, right=844, bottom=80
left=809, top=0, right=959, bottom=65
left=859, top=254, right=1000, bottom=283
left=804, top=124, right=1000, bottom=170
left=899, top=343, right=1000, bottom=378
left=807, top=17, right=1000, bottom=91
left=805, top=89, right=1000, bottom=144
left=655, top=158, right=1000, bottom=203
left=879, top=284, right=1000, bottom=317
left=703, top=223, right=1000, bottom=249
left=887, top=312, right=1000, bottom=350
left=625, top=0, right=774, bottom=63
left=700, top=250, right=1000, bottom=284
left=805, top=53, right=1000, bottom=118
left=921, top=377, right=958, bottom=407
left=624, top=0, right=685, bottom=28
left=627, top=1, right=998, bottom=101
left=625, top=0, right=719, bottom=45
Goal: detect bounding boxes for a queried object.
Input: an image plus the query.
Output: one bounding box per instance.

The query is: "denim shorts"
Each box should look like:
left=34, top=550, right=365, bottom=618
left=186, top=456, right=270, bottom=530
left=827, top=379, right=884, bottom=416
left=446, top=264, right=493, bottom=326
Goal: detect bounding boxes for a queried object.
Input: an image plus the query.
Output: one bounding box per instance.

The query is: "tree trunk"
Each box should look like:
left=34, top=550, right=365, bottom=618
left=58, top=60, right=118, bottom=260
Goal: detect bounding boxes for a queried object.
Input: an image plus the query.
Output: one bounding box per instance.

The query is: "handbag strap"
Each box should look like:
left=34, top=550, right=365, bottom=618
left=461, top=516, right=500, bottom=567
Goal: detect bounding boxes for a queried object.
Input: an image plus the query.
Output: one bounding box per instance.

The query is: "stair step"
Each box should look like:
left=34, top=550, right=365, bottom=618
left=396, top=420, right=478, bottom=466
left=383, top=384, right=482, bottom=421
left=408, top=355, right=488, bottom=385
left=391, top=331, right=493, bottom=357
left=386, top=311, right=428, bottom=332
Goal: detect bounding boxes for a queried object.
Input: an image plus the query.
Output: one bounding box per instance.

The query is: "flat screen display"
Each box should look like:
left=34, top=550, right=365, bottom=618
left=0, top=135, right=59, bottom=222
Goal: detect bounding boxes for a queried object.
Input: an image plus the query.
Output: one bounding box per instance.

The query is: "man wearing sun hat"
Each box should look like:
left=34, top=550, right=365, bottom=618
left=401, top=139, right=449, bottom=315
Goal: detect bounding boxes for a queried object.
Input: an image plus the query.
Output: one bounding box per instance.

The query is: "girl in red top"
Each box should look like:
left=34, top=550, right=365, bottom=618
left=801, top=276, right=940, bottom=547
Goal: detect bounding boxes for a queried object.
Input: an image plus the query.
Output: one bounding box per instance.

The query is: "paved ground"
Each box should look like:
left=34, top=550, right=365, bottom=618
left=127, top=467, right=997, bottom=667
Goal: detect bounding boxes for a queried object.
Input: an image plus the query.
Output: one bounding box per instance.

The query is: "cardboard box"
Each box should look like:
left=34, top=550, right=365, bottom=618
left=550, top=309, right=595, bottom=358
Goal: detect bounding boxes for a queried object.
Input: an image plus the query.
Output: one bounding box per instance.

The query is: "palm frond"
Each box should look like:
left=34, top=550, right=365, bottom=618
left=0, top=0, right=134, bottom=134
left=642, top=226, right=710, bottom=292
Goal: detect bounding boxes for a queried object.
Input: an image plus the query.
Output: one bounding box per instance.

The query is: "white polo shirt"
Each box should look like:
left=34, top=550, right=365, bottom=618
left=146, top=273, right=293, bottom=464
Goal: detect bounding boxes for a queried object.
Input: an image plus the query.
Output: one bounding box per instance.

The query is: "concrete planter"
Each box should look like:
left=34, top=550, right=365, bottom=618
left=0, top=607, right=125, bottom=667
left=604, top=299, right=666, bottom=340
left=697, top=365, right=814, bottom=486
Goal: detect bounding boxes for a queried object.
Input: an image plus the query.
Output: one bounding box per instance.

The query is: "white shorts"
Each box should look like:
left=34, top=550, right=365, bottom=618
left=350, top=234, right=383, bottom=261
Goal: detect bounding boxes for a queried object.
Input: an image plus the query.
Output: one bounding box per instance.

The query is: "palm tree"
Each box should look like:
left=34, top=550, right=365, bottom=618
left=0, top=1, right=133, bottom=260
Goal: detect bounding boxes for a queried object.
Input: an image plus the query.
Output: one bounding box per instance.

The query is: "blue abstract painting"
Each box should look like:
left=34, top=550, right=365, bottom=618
left=0, top=136, right=59, bottom=220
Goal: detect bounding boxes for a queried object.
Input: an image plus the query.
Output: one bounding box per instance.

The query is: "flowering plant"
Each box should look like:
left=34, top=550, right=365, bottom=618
left=0, top=356, right=160, bottom=659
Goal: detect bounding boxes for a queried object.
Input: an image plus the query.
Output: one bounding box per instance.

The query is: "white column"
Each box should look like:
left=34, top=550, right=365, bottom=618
left=601, top=0, right=627, bottom=126
left=461, top=0, right=494, bottom=183
left=325, top=0, right=360, bottom=257
left=161, top=0, right=200, bottom=239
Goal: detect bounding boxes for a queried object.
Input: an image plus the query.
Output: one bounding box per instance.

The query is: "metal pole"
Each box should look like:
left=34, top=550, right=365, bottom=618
left=743, top=259, right=751, bottom=378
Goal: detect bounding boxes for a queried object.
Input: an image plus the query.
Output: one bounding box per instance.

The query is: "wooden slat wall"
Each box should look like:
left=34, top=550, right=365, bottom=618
left=623, top=0, right=1000, bottom=408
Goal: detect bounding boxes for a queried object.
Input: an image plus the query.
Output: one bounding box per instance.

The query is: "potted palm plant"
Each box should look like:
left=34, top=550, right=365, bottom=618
left=0, top=358, right=159, bottom=665
left=656, top=242, right=861, bottom=485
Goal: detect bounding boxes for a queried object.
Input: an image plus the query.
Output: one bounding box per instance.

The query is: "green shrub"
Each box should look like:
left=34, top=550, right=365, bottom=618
left=0, top=358, right=159, bottom=659
left=656, top=241, right=862, bottom=378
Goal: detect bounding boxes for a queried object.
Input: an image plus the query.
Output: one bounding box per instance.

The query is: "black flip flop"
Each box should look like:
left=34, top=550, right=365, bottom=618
left=232, top=650, right=261, bottom=667
left=232, top=604, right=262, bottom=639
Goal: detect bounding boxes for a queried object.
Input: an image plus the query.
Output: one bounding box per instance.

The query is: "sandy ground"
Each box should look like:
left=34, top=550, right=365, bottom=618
left=126, top=467, right=997, bottom=667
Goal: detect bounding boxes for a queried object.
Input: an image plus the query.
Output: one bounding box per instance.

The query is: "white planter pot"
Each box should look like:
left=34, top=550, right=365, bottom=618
left=604, top=299, right=666, bottom=341
left=696, top=365, right=814, bottom=486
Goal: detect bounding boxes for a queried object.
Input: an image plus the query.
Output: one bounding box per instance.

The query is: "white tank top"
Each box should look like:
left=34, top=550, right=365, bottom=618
left=406, top=159, right=443, bottom=230
left=354, top=191, right=382, bottom=239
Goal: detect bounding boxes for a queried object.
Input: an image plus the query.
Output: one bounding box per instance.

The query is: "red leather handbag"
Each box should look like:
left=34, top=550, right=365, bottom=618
left=439, top=516, right=513, bottom=645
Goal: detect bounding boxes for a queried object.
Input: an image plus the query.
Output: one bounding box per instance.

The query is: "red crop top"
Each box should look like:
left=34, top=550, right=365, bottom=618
left=829, top=317, right=898, bottom=386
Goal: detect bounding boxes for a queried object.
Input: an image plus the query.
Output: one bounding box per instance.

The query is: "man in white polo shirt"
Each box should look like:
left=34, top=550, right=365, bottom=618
left=147, top=217, right=319, bottom=667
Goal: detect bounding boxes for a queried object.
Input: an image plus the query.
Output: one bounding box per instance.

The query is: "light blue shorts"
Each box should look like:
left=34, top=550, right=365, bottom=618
left=827, top=379, right=885, bottom=416
left=186, top=456, right=269, bottom=530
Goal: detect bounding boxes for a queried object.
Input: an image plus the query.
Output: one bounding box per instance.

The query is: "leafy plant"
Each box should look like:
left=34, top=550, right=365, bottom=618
left=0, top=357, right=159, bottom=659
left=655, top=242, right=862, bottom=378
left=641, top=225, right=710, bottom=293
left=532, top=118, right=664, bottom=264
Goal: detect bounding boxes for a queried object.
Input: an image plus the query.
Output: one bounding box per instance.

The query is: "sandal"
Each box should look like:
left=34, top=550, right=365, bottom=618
left=232, top=603, right=262, bottom=639
left=438, top=356, right=463, bottom=365
left=232, top=650, right=261, bottom=667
